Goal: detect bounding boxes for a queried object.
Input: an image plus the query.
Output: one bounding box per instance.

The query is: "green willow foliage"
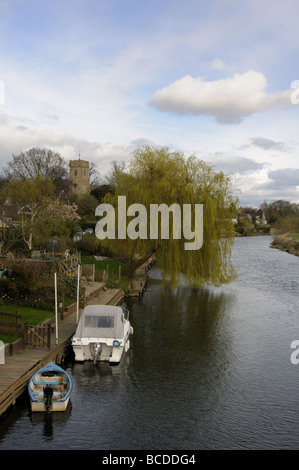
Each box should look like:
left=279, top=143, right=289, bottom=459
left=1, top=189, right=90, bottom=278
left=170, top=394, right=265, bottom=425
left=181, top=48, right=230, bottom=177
left=101, top=146, right=238, bottom=288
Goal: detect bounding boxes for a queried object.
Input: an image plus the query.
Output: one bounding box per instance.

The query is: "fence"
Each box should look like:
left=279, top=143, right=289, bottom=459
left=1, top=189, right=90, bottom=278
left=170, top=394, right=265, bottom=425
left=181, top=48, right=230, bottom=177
left=0, top=311, right=22, bottom=337
left=61, top=301, right=79, bottom=320
left=23, top=322, right=52, bottom=350
left=82, top=263, right=95, bottom=282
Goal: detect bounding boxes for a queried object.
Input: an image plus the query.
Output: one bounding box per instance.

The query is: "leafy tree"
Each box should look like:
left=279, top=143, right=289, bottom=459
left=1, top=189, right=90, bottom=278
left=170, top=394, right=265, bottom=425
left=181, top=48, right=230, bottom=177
left=74, top=194, right=100, bottom=221
left=260, top=200, right=299, bottom=224
left=91, top=183, right=114, bottom=202
left=271, top=214, right=299, bottom=234
left=34, top=199, right=80, bottom=245
left=98, top=146, right=238, bottom=287
left=0, top=177, right=80, bottom=251
left=0, top=177, right=56, bottom=250
left=240, top=218, right=254, bottom=236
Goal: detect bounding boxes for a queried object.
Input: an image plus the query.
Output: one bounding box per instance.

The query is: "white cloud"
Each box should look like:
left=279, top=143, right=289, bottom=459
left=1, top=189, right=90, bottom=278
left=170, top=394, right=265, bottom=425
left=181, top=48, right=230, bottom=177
left=0, top=109, right=133, bottom=178
left=151, top=71, right=291, bottom=124
left=209, top=58, right=229, bottom=70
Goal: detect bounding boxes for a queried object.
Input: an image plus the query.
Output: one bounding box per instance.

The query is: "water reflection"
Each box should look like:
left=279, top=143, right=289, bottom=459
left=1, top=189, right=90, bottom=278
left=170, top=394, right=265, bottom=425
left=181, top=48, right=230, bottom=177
left=1, top=237, right=299, bottom=449
left=121, top=276, right=238, bottom=449
left=71, top=356, right=130, bottom=393
left=30, top=405, right=72, bottom=439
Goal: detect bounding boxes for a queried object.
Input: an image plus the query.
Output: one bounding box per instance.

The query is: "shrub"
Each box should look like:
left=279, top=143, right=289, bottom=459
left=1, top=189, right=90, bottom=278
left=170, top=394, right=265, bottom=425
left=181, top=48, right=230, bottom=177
left=58, top=275, right=77, bottom=298
left=75, top=234, right=113, bottom=256
left=0, top=263, right=37, bottom=301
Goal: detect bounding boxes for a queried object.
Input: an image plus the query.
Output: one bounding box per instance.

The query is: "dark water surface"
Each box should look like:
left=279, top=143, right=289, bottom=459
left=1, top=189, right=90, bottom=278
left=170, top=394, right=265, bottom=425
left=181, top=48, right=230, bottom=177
left=1, top=236, right=299, bottom=450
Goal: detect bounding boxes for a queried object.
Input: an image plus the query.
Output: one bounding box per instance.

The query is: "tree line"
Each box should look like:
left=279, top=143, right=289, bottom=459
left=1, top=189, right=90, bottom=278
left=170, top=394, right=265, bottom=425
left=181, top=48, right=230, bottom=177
left=0, top=145, right=240, bottom=288
left=260, top=200, right=299, bottom=234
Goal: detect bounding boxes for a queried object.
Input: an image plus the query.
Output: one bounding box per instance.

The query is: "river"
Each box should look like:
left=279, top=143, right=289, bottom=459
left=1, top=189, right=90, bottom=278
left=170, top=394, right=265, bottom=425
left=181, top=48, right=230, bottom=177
left=0, top=236, right=299, bottom=450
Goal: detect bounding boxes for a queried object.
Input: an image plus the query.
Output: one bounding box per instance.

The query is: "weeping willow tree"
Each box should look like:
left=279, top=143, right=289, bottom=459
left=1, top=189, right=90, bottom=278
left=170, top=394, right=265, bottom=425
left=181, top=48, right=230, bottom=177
left=97, top=146, right=238, bottom=288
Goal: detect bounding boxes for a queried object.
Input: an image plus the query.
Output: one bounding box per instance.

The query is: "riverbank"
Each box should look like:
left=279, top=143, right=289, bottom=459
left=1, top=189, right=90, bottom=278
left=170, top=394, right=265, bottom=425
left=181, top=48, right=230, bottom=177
left=270, top=233, right=299, bottom=257
left=126, top=255, right=154, bottom=297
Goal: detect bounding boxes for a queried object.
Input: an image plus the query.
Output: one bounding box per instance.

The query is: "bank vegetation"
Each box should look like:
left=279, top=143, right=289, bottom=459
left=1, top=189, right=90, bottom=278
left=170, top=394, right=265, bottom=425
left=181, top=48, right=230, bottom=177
left=264, top=200, right=299, bottom=256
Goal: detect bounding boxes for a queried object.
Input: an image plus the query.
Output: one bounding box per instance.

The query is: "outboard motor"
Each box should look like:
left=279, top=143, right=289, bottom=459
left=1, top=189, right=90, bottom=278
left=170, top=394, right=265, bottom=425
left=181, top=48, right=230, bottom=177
left=43, top=384, right=54, bottom=413
left=93, top=342, right=102, bottom=364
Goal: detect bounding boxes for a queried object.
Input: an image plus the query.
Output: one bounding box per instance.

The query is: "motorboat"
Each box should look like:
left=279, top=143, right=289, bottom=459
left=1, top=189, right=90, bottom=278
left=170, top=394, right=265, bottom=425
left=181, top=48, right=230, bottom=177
left=72, top=304, right=133, bottom=364
left=28, top=362, right=72, bottom=412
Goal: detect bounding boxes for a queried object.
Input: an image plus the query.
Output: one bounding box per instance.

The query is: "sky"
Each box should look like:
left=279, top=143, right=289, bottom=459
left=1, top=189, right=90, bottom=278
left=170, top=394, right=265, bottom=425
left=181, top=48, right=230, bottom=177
left=0, top=0, right=299, bottom=207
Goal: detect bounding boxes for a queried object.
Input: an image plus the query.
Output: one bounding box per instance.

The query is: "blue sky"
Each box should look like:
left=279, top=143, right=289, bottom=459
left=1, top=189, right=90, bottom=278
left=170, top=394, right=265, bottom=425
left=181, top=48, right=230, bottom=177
left=0, top=0, right=299, bottom=206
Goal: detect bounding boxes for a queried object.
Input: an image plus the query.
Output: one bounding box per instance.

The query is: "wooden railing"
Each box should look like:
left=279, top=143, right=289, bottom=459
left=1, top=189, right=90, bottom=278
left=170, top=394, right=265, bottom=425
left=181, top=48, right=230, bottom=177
left=61, top=301, right=78, bottom=320
left=0, top=311, right=22, bottom=337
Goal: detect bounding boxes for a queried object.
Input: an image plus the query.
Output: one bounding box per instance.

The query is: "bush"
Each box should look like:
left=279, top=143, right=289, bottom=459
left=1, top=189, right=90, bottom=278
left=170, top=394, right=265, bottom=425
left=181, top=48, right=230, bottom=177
left=271, top=234, right=299, bottom=256
left=75, top=234, right=98, bottom=254
left=58, top=275, right=77, bottom=298
left=0, top=263, right=36, bottom=301
left=75, top=234, right=113, bottom=256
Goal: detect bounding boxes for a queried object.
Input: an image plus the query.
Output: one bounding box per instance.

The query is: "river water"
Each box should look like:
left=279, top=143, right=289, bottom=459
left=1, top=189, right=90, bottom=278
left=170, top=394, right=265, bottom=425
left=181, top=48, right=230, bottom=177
left=0, top=236, right=299, bottom=450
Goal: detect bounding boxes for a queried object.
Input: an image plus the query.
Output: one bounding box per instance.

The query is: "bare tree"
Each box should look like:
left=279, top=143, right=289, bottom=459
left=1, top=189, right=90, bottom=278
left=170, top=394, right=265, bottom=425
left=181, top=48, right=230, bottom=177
left=3, top=147, right=69, bottom=182
left=88, top=161, right=101, bottom=187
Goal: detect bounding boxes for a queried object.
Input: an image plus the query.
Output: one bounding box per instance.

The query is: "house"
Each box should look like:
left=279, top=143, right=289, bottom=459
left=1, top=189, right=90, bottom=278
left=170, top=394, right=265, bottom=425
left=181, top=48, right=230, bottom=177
left=237, top=207, right=267, bottom=225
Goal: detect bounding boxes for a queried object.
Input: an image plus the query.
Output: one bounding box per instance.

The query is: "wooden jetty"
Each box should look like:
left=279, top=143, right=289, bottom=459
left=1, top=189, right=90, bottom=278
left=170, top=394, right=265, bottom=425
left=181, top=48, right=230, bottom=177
left=0, top=283, right=124, bottom=419
left=127, top=255, right=154, bottom=297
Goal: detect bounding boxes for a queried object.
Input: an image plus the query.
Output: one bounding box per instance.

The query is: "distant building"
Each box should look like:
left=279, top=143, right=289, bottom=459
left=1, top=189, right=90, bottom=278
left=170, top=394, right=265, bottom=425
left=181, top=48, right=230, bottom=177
left=69, top=159, right=90, bottom=196
left=237, top=207, right=267, bottom=225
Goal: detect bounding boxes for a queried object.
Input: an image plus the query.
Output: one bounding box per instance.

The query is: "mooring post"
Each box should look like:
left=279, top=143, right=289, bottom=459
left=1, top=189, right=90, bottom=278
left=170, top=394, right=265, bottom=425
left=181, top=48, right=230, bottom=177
left=23, top=322, right=28, bottom=350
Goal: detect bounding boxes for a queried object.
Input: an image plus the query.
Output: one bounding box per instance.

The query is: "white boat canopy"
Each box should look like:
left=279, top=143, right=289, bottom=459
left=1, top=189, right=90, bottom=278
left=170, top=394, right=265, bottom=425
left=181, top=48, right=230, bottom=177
left=74, top=305, right=126, bottom=339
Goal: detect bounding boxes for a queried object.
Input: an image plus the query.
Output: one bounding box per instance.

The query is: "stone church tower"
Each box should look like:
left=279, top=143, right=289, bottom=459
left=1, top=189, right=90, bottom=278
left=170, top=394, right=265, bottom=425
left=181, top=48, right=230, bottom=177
left=69, top=158, right=90, bottom=196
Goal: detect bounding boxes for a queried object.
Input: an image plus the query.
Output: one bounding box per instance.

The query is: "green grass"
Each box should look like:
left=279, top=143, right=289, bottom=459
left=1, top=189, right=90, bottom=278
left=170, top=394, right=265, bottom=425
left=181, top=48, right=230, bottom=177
left=81, top=255, right=125, bottom=275
left=63, top=296, right=76, bottom=307
left=0, top=303, right=54, bottom=344
left=81, top=255, right=131, bottom=290
left=287, top=233, right=299, bottom=240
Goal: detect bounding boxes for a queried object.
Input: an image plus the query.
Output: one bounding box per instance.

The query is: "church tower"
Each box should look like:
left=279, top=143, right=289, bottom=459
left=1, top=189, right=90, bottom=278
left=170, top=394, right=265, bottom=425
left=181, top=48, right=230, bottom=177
left=69, top=158, right=90, bottom=196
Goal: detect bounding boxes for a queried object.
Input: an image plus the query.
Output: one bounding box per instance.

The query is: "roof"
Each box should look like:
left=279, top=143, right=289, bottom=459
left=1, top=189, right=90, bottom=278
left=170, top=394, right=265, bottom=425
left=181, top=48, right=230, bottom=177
left=74, top=304, right=126, bottom=339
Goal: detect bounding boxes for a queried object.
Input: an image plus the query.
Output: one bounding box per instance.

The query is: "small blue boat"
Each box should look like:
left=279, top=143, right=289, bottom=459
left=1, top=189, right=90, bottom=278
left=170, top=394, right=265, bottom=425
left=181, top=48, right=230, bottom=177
left=28, top=362, right=72, bottom=412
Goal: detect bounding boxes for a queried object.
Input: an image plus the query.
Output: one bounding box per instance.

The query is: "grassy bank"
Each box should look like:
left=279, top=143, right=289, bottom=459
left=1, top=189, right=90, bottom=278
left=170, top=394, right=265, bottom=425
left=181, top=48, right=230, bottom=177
left=0, top=304, right=54, bottom=343
left=81, top=255, right=131, bottom=290
left=270, top=233, right=299, bottom=256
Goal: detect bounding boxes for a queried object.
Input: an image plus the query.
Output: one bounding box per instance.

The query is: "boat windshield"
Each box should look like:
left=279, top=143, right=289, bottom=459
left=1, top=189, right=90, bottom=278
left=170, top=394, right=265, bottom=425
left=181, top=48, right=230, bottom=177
left=84, top=315, right=115, bottom=329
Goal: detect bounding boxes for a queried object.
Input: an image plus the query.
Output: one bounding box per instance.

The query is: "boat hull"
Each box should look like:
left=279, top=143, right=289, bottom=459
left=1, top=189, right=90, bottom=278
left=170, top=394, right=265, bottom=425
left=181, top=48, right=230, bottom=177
left=72, top=305, right=133, bottom=364
left=73, top=338, right=130, bottom=364
left=30, top=396, right=71, bottom=412
left=28, top=362, right=72, bottom=413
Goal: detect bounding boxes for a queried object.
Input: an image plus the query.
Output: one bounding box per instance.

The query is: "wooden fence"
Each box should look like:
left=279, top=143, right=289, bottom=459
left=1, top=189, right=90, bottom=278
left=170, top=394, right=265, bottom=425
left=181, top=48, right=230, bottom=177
left=23, top=322, right=52, bottom=350
left=61, top=301, right=78, bottom=320
left=0, top=311, right=22, bottom=337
